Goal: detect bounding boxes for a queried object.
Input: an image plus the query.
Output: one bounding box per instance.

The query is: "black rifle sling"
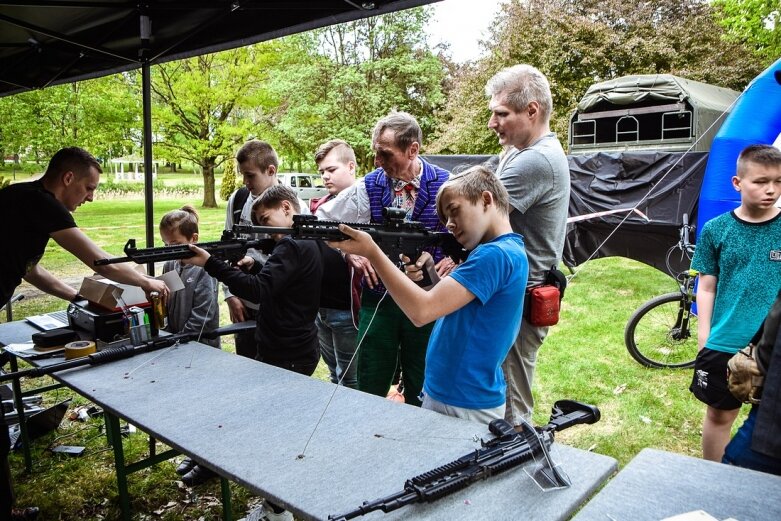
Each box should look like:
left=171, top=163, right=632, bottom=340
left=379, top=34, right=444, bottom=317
left=231, top=186, right=250, bottom=226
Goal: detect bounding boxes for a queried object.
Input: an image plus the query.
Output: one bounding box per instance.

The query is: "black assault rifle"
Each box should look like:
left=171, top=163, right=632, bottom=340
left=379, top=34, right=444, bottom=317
left=234, top=207, right=469, bottom=286
left=94, top=233, right=275, bottom=267
left=0, top=321, right=255, bottom=383
left=328, top=400, right=601, bottom=521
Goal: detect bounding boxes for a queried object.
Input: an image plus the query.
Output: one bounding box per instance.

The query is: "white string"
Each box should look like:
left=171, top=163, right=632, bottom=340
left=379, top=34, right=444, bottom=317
left=298, top=289, right=388, bottom=458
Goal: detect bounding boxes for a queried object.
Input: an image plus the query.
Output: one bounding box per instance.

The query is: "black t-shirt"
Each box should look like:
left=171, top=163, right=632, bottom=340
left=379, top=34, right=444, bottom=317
left=0, top=180, right=76, bottom=306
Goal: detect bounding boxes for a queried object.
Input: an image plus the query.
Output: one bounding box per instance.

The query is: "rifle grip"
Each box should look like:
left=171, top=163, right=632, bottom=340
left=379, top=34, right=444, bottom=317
left=408, top=255, right=439, bottom=289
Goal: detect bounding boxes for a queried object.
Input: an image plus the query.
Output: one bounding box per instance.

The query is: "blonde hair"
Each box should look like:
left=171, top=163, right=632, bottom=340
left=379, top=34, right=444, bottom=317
left=736, top=144, right=781, bottom=177
left=435, top=165, right=510, bottom=222
left=315, top=139, right=356, bottom=166
left=159, top=205, right=199, bottom=239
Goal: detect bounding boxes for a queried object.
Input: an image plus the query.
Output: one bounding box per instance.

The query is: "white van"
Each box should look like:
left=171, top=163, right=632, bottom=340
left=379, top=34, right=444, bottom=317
left=278, top=173, right=328, bottom=201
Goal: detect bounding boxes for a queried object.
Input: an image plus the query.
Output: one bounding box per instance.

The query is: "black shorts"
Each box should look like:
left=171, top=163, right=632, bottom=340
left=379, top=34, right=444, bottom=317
left=689, top=348, right=742, bottom=410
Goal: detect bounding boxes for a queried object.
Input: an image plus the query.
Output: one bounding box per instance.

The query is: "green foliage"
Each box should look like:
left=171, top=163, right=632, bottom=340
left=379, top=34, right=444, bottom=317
left=152, top=45, right=289, bottom=207
left=713, top=0, right=781, bottom=64
left=431, top=0, right=766, bottom=154
left=0, top=176, right=9, bottom=189
left=219, top=156, right=238, bottom=201
left=266, top=9, right=448, bottom=174
left=0, top=75, right=138, bottom=162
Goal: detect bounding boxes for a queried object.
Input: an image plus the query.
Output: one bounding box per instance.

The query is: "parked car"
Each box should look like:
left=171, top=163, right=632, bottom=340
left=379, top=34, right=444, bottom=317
left=278, top=173, right=328, bottom=201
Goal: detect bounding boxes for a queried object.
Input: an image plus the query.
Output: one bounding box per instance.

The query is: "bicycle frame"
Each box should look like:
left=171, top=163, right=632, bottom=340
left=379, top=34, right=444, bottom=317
left=671, top=269, right=697, bottom=341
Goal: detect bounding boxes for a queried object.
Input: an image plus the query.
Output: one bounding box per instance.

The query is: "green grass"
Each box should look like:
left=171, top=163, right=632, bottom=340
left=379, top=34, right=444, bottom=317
left=3, top=197, right=748, bottom=519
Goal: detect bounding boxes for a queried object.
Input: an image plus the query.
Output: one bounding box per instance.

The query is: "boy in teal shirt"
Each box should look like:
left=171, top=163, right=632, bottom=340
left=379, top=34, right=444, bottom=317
left=691, top=144, right=781, bottom=461
left=332, top=165, right=528, bottom=423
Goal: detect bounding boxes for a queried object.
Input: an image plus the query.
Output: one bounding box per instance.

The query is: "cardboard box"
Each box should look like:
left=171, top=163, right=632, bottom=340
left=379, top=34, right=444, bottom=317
left=78, top=275, right=149, bottom=311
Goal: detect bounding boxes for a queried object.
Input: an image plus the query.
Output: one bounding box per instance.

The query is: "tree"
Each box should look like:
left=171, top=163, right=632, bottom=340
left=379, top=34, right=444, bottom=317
left=0, top=75, right=137, bottom=165
left=713, top=0, right=781, bottom=65
left=151, top=45, right=280, bottom=207
left=267, top=8, right=448, bottom=174
left=431, top=0, right=765, bottom=154
left=219, top=156, right=238, bottom=201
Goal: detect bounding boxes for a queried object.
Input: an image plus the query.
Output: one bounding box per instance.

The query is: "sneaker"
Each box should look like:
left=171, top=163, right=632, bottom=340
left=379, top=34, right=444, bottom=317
left=11, top=506, right=40, bottom=520
left=181, top=464, right=217, bottom=486
left=241, top=501, right=293, bottom=521
left=175, top=457, right=197, bottom=476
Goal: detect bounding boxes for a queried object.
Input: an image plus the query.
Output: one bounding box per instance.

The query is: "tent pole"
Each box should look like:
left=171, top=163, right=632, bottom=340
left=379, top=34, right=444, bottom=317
left=140, top=13, right=155, bottom=275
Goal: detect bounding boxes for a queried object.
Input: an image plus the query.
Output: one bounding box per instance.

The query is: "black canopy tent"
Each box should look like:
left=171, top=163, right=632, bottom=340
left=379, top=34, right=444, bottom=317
left=0, top=0, right=439, bottom=259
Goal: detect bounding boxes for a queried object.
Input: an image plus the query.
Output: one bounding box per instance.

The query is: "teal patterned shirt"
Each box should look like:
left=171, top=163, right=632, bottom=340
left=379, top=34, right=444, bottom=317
left=692, top=211, right=781, bottom=353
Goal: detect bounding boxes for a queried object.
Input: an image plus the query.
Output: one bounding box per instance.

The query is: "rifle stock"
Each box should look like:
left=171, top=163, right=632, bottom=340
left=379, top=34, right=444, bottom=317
left=0, top=321, right=256, bottom=383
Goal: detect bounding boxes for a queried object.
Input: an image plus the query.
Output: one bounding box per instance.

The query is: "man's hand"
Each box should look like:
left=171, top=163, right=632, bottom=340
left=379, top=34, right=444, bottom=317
left=140, top=277, right=169, bottom=304
left=434, top=256, right=457, bottom=278
left=332, top=225, right=381, bottom=288
left=226, top=296, right=246, bottom=323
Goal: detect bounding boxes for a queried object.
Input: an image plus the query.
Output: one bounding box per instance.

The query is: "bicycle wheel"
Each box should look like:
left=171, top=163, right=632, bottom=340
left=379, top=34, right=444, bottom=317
left=624, top=292, right=698, bottom=369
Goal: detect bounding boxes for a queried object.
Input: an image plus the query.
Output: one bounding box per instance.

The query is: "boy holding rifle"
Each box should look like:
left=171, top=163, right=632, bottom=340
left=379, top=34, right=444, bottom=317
left=332, top=166, right=528, bottom=423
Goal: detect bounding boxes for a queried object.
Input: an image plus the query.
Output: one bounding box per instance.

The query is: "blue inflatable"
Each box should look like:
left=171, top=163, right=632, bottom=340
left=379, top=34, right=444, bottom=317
left=697, top=58, right=781, bottom=235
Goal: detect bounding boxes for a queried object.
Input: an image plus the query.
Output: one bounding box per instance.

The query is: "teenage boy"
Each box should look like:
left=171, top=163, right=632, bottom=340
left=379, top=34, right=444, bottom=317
left=223, top=140, right=280, bottom=359
left=332, top=166, right=528, bottom=422
left=691, top=144, right=781, bottom=461
left=312, top=139, right=360, bottom=388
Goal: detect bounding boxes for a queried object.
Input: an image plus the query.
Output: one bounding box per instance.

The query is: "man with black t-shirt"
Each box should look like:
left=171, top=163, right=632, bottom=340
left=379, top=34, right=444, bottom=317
left=0, top=147, right=169, bottom=520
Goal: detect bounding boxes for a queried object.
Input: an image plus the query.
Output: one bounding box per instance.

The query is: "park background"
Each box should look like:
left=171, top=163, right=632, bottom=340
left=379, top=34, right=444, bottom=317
left=0, top=0, right=779, bottom=519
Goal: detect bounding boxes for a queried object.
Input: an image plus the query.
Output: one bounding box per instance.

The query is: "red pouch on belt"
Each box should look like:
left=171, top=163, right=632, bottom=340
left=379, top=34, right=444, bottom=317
left=526, top=285, right=561, bottom=327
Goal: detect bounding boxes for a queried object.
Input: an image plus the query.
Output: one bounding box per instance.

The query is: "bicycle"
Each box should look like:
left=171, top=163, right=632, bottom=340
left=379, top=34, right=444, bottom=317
left=624, top=214, right=698, bottom=369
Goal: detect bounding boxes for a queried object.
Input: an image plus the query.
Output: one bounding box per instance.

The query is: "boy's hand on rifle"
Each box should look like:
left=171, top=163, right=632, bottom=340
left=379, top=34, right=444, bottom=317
left=180, top=244, right=211, bottom=267
left=235, top=255, right=255, bottom=272
left=402, top=252, right=432, bottom=283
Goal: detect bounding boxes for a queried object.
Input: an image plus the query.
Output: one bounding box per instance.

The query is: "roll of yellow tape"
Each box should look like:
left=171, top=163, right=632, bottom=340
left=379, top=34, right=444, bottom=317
left=64, top=340, right=96, bottom=360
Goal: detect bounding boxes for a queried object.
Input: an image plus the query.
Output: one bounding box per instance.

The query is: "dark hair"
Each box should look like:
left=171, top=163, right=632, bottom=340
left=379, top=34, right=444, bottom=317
left=251, top=184, right=300, bottom=223
left=44, top=147, right=102, bottom=179
left=236, top=140, right=279, bottom=171
left=737, top=144, right=781, bottom=177
left=372, top=111, right=422, bottom=151
left=159, top=205, right=199, bottom=239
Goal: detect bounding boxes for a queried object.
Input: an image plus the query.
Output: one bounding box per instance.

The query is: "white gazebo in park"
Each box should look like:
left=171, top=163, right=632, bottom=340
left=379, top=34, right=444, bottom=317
left=110, top=155, right=163, bottom=181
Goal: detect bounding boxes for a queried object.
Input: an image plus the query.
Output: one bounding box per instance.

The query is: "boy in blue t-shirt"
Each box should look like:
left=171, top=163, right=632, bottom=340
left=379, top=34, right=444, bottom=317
left=333, top=165, right=528, bottom=423
left=691, top=144, right=781, bottom=461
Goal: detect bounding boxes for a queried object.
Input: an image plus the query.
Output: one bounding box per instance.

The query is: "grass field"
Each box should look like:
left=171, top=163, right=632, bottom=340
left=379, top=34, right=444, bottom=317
left=3, top=198, right=746, bottom=520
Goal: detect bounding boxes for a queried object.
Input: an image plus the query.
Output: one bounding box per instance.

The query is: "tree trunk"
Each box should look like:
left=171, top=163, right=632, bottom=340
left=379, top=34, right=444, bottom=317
left=202, top=159, right=217, bottom=208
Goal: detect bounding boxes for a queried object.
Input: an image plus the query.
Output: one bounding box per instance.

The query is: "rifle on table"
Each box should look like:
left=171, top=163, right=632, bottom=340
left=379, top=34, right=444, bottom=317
left=234, top=207, right=469, bottom=286
left=94, top=232, right=275, bottom=267
left=328, top=400, right=601, bottom=521
left=0, top=321, right=255, bottom=383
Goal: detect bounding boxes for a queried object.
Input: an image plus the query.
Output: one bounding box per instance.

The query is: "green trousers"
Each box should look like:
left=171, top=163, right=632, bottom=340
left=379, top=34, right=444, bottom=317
left=356, top=290, right=434, bottom=407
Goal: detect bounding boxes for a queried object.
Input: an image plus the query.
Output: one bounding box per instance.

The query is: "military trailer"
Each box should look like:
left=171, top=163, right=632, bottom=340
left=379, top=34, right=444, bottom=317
left=568, top=74, right=739, bottom=155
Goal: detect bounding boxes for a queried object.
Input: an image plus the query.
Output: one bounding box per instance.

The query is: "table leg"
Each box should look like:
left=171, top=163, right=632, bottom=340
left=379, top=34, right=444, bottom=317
left=105, top=411, right=131, bottom=521
left=8, top=356, right=32, bottom=472
left=221, top=477, right=233, bottom=521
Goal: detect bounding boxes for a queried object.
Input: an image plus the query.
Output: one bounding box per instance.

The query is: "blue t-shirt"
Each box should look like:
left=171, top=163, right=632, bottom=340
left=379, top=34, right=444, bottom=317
left=423, top=233, right=528, bottom=409
left=692, top=211, right=781, bottom=353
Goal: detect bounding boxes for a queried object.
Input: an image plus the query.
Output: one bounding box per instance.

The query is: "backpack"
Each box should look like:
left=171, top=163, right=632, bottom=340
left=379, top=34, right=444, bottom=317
left=231, top=186, right=250, bottom=226
left=727, top=290, right=781, bottom=404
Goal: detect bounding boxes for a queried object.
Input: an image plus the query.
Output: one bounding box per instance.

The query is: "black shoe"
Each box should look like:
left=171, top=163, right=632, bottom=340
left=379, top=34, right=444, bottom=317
left=175, top=457, right=197, bottom=476
left=11, top=506, right=40, bottom=520
left=181, top=464, right=217, bottom=486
